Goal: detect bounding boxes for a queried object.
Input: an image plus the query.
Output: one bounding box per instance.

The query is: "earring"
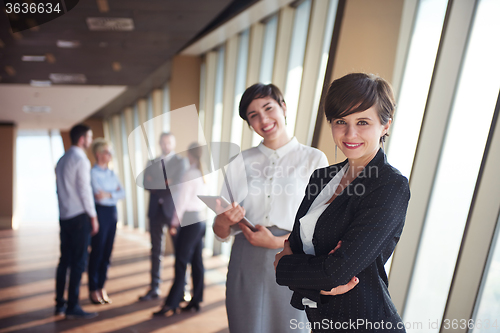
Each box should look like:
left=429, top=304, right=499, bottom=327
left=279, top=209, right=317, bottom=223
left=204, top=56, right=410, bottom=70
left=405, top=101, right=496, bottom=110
left=381, top=136, right=386, bottom=151
left=335, top=144, right=337, bottom=163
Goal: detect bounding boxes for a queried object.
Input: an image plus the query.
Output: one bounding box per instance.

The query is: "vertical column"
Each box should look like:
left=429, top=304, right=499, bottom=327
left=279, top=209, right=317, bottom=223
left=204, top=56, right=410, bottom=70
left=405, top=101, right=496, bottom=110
left=273, top=6, right=295, bottom=91
left=315, top=0, right=404, bottom=163
left=294, top=0, right=331, bottom=145
left=169, top=55, right=201, bottom=153
left=241, top=23, right=264, bottom=150
left=203, top=51, right=218, bottom=147
left=0, top=123, right=16, bottom=229
left=121, top=107, right=137, bottom=229
left=108, top=115, right=127, bottom=228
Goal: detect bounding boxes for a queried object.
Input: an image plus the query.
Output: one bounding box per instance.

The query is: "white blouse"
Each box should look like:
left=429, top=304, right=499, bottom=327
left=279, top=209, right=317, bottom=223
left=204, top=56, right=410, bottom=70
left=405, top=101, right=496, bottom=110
left=299, top=163, right=348, bottom=255
left=220, top=137, right=329, bottom=239
left=174, top=165, right=207, bottom=220
left=299, top=163, right=348, bottom=308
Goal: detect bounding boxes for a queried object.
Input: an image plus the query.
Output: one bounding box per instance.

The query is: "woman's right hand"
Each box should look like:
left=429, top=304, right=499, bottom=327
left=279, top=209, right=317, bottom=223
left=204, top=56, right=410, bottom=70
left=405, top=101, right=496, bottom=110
left=215, top=199, right=245, bottom=227
left=320, top=240, right=359, bottom=295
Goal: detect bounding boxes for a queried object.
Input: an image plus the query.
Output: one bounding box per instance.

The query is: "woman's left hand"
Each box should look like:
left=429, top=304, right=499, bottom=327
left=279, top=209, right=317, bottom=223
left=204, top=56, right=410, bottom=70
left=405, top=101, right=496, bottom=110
left=274, top=240, right=293, bottom=271
left=319, top=276, right=359, bottom=295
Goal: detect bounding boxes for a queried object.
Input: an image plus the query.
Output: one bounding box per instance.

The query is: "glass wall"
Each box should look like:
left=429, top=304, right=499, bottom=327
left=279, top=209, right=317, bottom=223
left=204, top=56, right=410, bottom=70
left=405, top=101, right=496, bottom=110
left=473, top=215, right=500, bottom=332
left=387, top=0, right=449, bottom=178
left=403, top=0, right=500, bottom=330
left=16, top=130, right=64, bottom=226
left=284, top=0, right=312, bottom=138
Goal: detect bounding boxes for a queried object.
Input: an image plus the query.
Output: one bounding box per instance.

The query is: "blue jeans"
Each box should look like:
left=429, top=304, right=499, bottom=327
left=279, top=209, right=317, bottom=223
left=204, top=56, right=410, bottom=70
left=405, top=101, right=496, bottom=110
left=55, top=213, right=91, bottom=310
left=88, top=205, right=117, bottom=291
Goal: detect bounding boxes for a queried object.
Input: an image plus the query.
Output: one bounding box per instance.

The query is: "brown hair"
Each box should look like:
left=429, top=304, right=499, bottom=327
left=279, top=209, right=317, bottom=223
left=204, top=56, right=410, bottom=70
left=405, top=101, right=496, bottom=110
left=188, top=143, right=205, bottom=183
left=239, top=83, right=285, bottom=124
left=324, top=73, right=395, bottom=140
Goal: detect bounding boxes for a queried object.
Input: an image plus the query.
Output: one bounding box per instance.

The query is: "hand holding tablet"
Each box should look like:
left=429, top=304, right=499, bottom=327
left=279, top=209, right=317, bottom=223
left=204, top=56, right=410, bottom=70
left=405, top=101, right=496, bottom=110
left=198, top=195, right=257, bottom=232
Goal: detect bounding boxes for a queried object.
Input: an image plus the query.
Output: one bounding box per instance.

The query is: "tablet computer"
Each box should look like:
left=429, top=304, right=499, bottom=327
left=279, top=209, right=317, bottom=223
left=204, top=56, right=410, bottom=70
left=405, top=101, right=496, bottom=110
left=198, top=195, right=257, bottom=232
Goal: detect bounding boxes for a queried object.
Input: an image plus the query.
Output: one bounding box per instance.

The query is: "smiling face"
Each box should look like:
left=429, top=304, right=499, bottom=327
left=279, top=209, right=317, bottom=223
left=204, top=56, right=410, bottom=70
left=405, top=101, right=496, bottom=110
left=330, top=105, right=391, bottom=167
left=246, top=97, right=289, bottom=148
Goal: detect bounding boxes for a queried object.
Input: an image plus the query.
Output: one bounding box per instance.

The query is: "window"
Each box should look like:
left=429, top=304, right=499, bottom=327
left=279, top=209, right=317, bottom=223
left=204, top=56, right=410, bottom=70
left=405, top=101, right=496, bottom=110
left=284, top=0, right=311, bottom=137
left=387, top=0, right=449, bottom=178
left=231, top=30, right=250, bottom=146
left=404, top=0, right=500, bottom=328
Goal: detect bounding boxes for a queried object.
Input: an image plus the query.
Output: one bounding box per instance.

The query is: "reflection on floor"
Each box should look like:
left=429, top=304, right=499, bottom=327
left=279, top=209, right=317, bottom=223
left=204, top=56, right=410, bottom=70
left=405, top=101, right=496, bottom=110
left=0, top=222, right=229, bottom=333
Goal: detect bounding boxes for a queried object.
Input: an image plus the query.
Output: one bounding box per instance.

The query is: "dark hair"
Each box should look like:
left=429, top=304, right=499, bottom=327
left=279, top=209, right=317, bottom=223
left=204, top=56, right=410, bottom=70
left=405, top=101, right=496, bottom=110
left=324, top=73, right=395, bottom=140
left=70, top=124, right=91, bottom=145
left=239, top=83, right=285, bottom=124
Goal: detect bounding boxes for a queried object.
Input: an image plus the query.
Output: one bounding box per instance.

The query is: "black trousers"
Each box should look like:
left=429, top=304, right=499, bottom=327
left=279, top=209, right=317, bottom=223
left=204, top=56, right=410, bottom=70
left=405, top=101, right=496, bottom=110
left=88, top=204, right=117, bottom=291
left=55, top=213, right=91, bottom=310
left=164, top=212, right=206, bottom=308
left=150, top=208, right=178, bottom=290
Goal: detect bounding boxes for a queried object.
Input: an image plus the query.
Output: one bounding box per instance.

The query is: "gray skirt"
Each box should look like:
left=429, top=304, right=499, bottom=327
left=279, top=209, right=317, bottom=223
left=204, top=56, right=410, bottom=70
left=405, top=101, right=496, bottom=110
left=226, top=227, right=309, bottom=333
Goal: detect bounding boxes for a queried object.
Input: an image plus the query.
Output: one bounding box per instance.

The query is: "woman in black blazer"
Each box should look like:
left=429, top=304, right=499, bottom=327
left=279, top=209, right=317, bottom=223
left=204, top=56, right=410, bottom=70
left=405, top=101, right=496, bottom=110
left=275, top=73, right=410, bottom=332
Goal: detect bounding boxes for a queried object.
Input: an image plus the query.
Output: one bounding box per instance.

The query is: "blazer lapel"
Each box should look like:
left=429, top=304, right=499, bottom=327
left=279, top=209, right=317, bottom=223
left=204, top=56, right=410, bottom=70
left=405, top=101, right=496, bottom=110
left=313, top=149, right=386, bottom=239
left=291, top=161, right=348, bottom=254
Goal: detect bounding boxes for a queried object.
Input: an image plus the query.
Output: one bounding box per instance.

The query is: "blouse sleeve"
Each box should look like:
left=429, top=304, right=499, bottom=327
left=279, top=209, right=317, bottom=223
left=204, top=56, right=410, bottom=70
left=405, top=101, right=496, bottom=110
left=110, top=171, right=126, bottom=200
left=276, top=175, right=410, bottom=291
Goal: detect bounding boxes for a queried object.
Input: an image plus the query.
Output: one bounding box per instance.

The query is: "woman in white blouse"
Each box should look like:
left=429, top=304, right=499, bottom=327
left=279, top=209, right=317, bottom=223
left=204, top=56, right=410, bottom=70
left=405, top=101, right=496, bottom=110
left=212, top=83, right=328, bottom=333
left=153, top=143, right=207, bottom=316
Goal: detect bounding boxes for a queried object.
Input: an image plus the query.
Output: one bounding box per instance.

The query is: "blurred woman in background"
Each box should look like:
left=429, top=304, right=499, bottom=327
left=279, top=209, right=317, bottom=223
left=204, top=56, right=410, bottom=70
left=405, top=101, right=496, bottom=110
left=154, top=143, right=207, bottom=316
left=88, top=138, right=125, bottom=305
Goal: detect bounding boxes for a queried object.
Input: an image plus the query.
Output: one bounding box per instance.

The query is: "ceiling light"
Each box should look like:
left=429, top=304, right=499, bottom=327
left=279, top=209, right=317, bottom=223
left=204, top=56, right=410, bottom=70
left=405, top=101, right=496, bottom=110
left=49, top=73, right=87, bottom=84
left=112, top=62, right=121, bottom=72
left=86, top=17, right=134, bottom=31
left=23, top=105, right=51, bottom=113
left=96, top=0, right=109, bottom=13
left=22, top=55, right=46, bottom=62
left=5, top=66, right=16, bottom=76
left=57, top=40, right=81, bottom=48
left=45, top=53, right=56, bottom=63
left=30, top=80, right=52, bottom=87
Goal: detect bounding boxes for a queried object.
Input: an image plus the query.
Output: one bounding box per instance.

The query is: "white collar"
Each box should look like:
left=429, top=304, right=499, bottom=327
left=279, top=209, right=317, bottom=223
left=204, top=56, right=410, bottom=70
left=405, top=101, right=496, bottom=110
left=257, top=137, right=298, bottom=159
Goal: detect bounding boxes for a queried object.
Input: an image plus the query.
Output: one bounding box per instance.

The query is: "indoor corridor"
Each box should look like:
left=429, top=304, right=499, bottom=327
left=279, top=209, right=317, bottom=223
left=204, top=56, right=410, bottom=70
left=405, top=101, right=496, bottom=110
left=0, top=220, right=229, bottom=333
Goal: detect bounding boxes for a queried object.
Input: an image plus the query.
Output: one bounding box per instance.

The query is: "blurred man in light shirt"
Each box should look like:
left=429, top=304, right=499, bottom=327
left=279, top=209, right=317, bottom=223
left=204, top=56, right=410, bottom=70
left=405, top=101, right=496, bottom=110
left=54, top=124, right=99, bottom=319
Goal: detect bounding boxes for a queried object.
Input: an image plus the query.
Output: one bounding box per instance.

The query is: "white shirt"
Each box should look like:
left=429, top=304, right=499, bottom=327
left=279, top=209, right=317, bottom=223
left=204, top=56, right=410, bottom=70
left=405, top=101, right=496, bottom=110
left=299, top=163, right=347, bottom=308
left=299, top=163, right=348, bottom=255
left=174, top=165, right=207, bottom=219
left=221, top=137, right=328, bottom=238
left=55, top=146, right=97, bottom=219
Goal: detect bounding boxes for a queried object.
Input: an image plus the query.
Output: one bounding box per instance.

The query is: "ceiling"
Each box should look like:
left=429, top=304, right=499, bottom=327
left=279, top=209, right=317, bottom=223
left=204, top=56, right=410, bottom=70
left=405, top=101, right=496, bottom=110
left=0, top=0, right=235, bottom=129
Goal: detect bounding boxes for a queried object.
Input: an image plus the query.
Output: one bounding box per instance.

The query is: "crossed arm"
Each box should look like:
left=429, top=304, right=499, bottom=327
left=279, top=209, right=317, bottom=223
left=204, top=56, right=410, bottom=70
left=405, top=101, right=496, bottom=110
left=274, top=178, right=410, bottom=295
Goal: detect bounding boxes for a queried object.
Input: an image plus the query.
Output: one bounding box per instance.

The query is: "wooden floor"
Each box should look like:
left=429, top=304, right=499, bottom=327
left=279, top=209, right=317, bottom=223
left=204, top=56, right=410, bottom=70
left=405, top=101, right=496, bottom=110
left=0, top=220, right=230, bottom=333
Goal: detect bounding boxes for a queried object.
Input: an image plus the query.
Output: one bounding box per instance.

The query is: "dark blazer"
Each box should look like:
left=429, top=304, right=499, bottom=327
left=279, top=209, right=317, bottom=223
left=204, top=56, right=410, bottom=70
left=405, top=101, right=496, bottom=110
left=143, top=154, right=187, bottom=221
left=276, top=148, right=410, bottom=325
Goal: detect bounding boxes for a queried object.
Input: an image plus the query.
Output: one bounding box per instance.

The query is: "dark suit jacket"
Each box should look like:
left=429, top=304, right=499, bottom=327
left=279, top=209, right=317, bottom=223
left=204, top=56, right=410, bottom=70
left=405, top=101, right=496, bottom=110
left=143, top=154, right=187, bottom=221
left=276, top=148, right=410, bottom=322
